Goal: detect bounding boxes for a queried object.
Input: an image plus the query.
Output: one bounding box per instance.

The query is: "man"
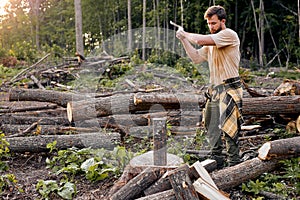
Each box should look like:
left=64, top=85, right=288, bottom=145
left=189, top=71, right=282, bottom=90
left=176, top=5, right=244, bottom=168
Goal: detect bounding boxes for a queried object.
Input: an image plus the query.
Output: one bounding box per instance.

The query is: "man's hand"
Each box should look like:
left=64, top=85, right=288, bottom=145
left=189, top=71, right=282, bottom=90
left=176, top=29, right=186, bottom=40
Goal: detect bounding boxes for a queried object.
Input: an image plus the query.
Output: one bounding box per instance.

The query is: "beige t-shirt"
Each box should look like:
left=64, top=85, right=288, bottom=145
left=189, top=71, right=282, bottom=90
left=197, top=28, right=240, bottom=85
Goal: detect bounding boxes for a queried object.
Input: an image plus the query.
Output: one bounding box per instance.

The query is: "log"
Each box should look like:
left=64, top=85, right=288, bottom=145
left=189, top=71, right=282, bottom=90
left=1, top=124, right=100, bottom=135
left=0, top=115, right=70, bottom=126
left=9, top=88, right=91, bottom=107
left=297, top=115, right=300, bottom=133
left=67, top=93, right=203, bottom=122
left=0, top=102, right=58, bottom=113
left=211, top=158, right=279, bottom=190
left=168, top=164, right=199, bottom=200
left=6, top=132, right=120, bottom=152
left=152, top=118, right=167, bottom=166
left=110, top=167, right=166, bottom=200
left=67, top=93, right=300, bottom=122
left=258, top=136, right=300, bottom=160
left=242, top=95, right=300, bottom=115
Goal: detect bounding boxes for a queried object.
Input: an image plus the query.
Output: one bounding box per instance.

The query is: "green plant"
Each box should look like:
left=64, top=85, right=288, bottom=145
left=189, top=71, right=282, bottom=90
left=36, top=179, right=76, bottom=200
left=0, top=133, right=10, bottom=172
left=242, top=157, right=300, bottom=198
left=0, top=174, right=22, bottom=195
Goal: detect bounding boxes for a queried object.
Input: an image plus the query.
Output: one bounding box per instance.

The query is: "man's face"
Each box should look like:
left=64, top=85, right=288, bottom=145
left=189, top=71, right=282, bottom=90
left=207, top=14, right=224, bottom=34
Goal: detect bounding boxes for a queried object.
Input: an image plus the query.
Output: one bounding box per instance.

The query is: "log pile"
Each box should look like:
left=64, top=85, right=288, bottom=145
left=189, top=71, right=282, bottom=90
left=107, top=136, right=300, bottom=199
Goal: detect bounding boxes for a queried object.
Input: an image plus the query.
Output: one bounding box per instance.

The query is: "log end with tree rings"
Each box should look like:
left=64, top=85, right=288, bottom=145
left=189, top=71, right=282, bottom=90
left=297, top=115, right=300, bottom=134
left=67, top=102, right=73, bottom=122
left=258, top=142, right=271, bottom=160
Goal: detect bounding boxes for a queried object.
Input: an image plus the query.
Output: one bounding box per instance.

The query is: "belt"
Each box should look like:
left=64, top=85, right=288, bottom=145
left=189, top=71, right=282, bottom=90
left=205, top=77, right=242, bottom=101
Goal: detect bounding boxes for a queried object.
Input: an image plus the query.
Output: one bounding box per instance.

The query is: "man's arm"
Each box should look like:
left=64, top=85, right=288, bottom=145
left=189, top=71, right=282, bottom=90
left=177, top=30, right=215, bottom=46
left=178, top=37, right=206, bottom=64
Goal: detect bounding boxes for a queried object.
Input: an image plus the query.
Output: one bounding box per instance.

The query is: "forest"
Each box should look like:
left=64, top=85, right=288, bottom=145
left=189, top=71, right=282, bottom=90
left=0, top=0, right=299, bottom=199
left=0, top=0, right=299, bottom=68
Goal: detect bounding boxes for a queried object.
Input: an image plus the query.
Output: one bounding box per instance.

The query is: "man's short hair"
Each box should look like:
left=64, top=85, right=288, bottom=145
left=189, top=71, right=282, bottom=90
left=204, top=5, right=227, bottom=20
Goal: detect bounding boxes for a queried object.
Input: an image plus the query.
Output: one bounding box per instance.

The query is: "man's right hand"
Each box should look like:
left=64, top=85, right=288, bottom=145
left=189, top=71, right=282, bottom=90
left=176, top=29, right=185, bottom=40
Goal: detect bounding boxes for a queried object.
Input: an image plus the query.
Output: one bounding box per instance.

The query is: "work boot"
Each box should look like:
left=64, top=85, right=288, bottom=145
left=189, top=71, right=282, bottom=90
left=210, top=154, right=225, bottom=169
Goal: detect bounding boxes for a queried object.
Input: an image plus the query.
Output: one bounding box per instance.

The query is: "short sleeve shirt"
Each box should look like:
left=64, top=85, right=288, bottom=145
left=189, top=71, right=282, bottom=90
left=197, top=28, right=240, bottom=85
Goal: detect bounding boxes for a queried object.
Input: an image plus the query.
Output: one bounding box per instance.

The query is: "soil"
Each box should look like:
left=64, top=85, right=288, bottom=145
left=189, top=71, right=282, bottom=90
left=0, top=71, right=298, bottom=199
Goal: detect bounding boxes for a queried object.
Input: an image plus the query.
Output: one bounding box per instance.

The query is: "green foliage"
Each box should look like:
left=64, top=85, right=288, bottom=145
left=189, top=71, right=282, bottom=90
left=0, top=174, right=22, bottom=195
left=36, top=179, right=76, bottom=200
left=0, top=133, right=10, bottom=172
left=242, top=158, right=300, bottom=198
left=10, top=41, right=38, bottom=62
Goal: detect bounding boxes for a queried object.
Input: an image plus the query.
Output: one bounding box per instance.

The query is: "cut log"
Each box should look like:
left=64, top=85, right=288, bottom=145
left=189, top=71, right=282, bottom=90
left=2, top=124, right=100, bottom=135
left=67, top=93, right=300, bottom=122
left=211, top=158, right=279, bottom=190
left=110, top=167, right=166, bottom=200
left=168, top=164, right=199, bottom=200
left=6, top=132, right=120, bottom=152
left=0, top=102, right=57, bottom=113
left=0, top=115, right=69, bottom=126
left=258, top=136, right=300, bottom=160
left=242, top=95, right=300, bottom=115
left=9, top=88, right=91, bottom=107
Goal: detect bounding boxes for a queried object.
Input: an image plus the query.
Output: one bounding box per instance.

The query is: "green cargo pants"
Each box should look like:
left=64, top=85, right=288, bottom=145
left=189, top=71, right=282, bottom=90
left=204, top=99, right=241, bottom=168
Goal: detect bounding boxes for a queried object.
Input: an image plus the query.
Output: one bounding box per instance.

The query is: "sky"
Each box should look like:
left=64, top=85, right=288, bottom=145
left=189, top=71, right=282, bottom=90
left=0, top=0, right=9, bottom=15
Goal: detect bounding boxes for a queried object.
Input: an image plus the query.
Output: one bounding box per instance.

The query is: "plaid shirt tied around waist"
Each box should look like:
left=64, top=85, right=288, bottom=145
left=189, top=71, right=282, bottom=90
left=208, top=77, right=244, bottom=139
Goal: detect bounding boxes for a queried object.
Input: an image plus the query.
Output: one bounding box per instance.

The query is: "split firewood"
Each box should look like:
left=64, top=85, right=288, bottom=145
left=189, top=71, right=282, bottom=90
left=168, top=164, right=199, bottom=200
left=143, top=159, right=217, bottom=196
left=193, top=178, right=230, bottom=200
left=110, top=167, right=167, bottom=200
left=273, top=79, right=300, bottom=96
left=6, top=132, right=120, bottom=153
left=258, top=136, right=300, bottom=160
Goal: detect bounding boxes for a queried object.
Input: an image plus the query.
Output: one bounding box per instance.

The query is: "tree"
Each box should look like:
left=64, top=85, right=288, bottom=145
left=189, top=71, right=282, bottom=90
left=74, top=0, right=84, bottom=55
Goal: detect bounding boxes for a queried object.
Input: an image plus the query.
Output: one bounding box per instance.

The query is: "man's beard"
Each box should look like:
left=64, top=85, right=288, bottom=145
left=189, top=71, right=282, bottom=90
left=211, top=25, right=222, bottom=34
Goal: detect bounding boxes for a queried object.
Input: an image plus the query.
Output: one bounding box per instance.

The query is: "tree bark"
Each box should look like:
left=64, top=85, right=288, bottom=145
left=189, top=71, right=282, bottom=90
left=258, top=136, right=300, bottom=160
left=0, top=115, right=70, bottom=126
left=6, top=132, right=120, bottom=153
left=168, top=164, right=199, bottom=200
left=110, top=167, right=166, bottom=200
left=9, top=88, right=90, bottom=107
left=1, top=124, right=100, bottom=136
left=211, top=158, right=279, bottom=190
left=67, top=93, right=300, bottom=122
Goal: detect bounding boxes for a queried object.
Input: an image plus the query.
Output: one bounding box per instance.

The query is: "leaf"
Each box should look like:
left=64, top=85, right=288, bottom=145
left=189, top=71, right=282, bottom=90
left=58, top=182, right=76, bottom=200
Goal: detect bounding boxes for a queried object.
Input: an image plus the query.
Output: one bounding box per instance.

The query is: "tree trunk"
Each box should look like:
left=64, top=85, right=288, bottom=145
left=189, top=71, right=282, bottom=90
left=1, top=124, right=100, bottom=136
left=74, top=0, right=84, bottom=55
left=211, top=158, right=278, bottom=190
left=127, top=0, right=132, bottom=52
left=9, top=88, right=89, bottom=107
left=0, top=115, right=70, bottom=126
left=67, top=93, right=300, bottom=122
left=258, top=136, right=300, bottom=160
left=6, top=132, right=119, bottom=153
